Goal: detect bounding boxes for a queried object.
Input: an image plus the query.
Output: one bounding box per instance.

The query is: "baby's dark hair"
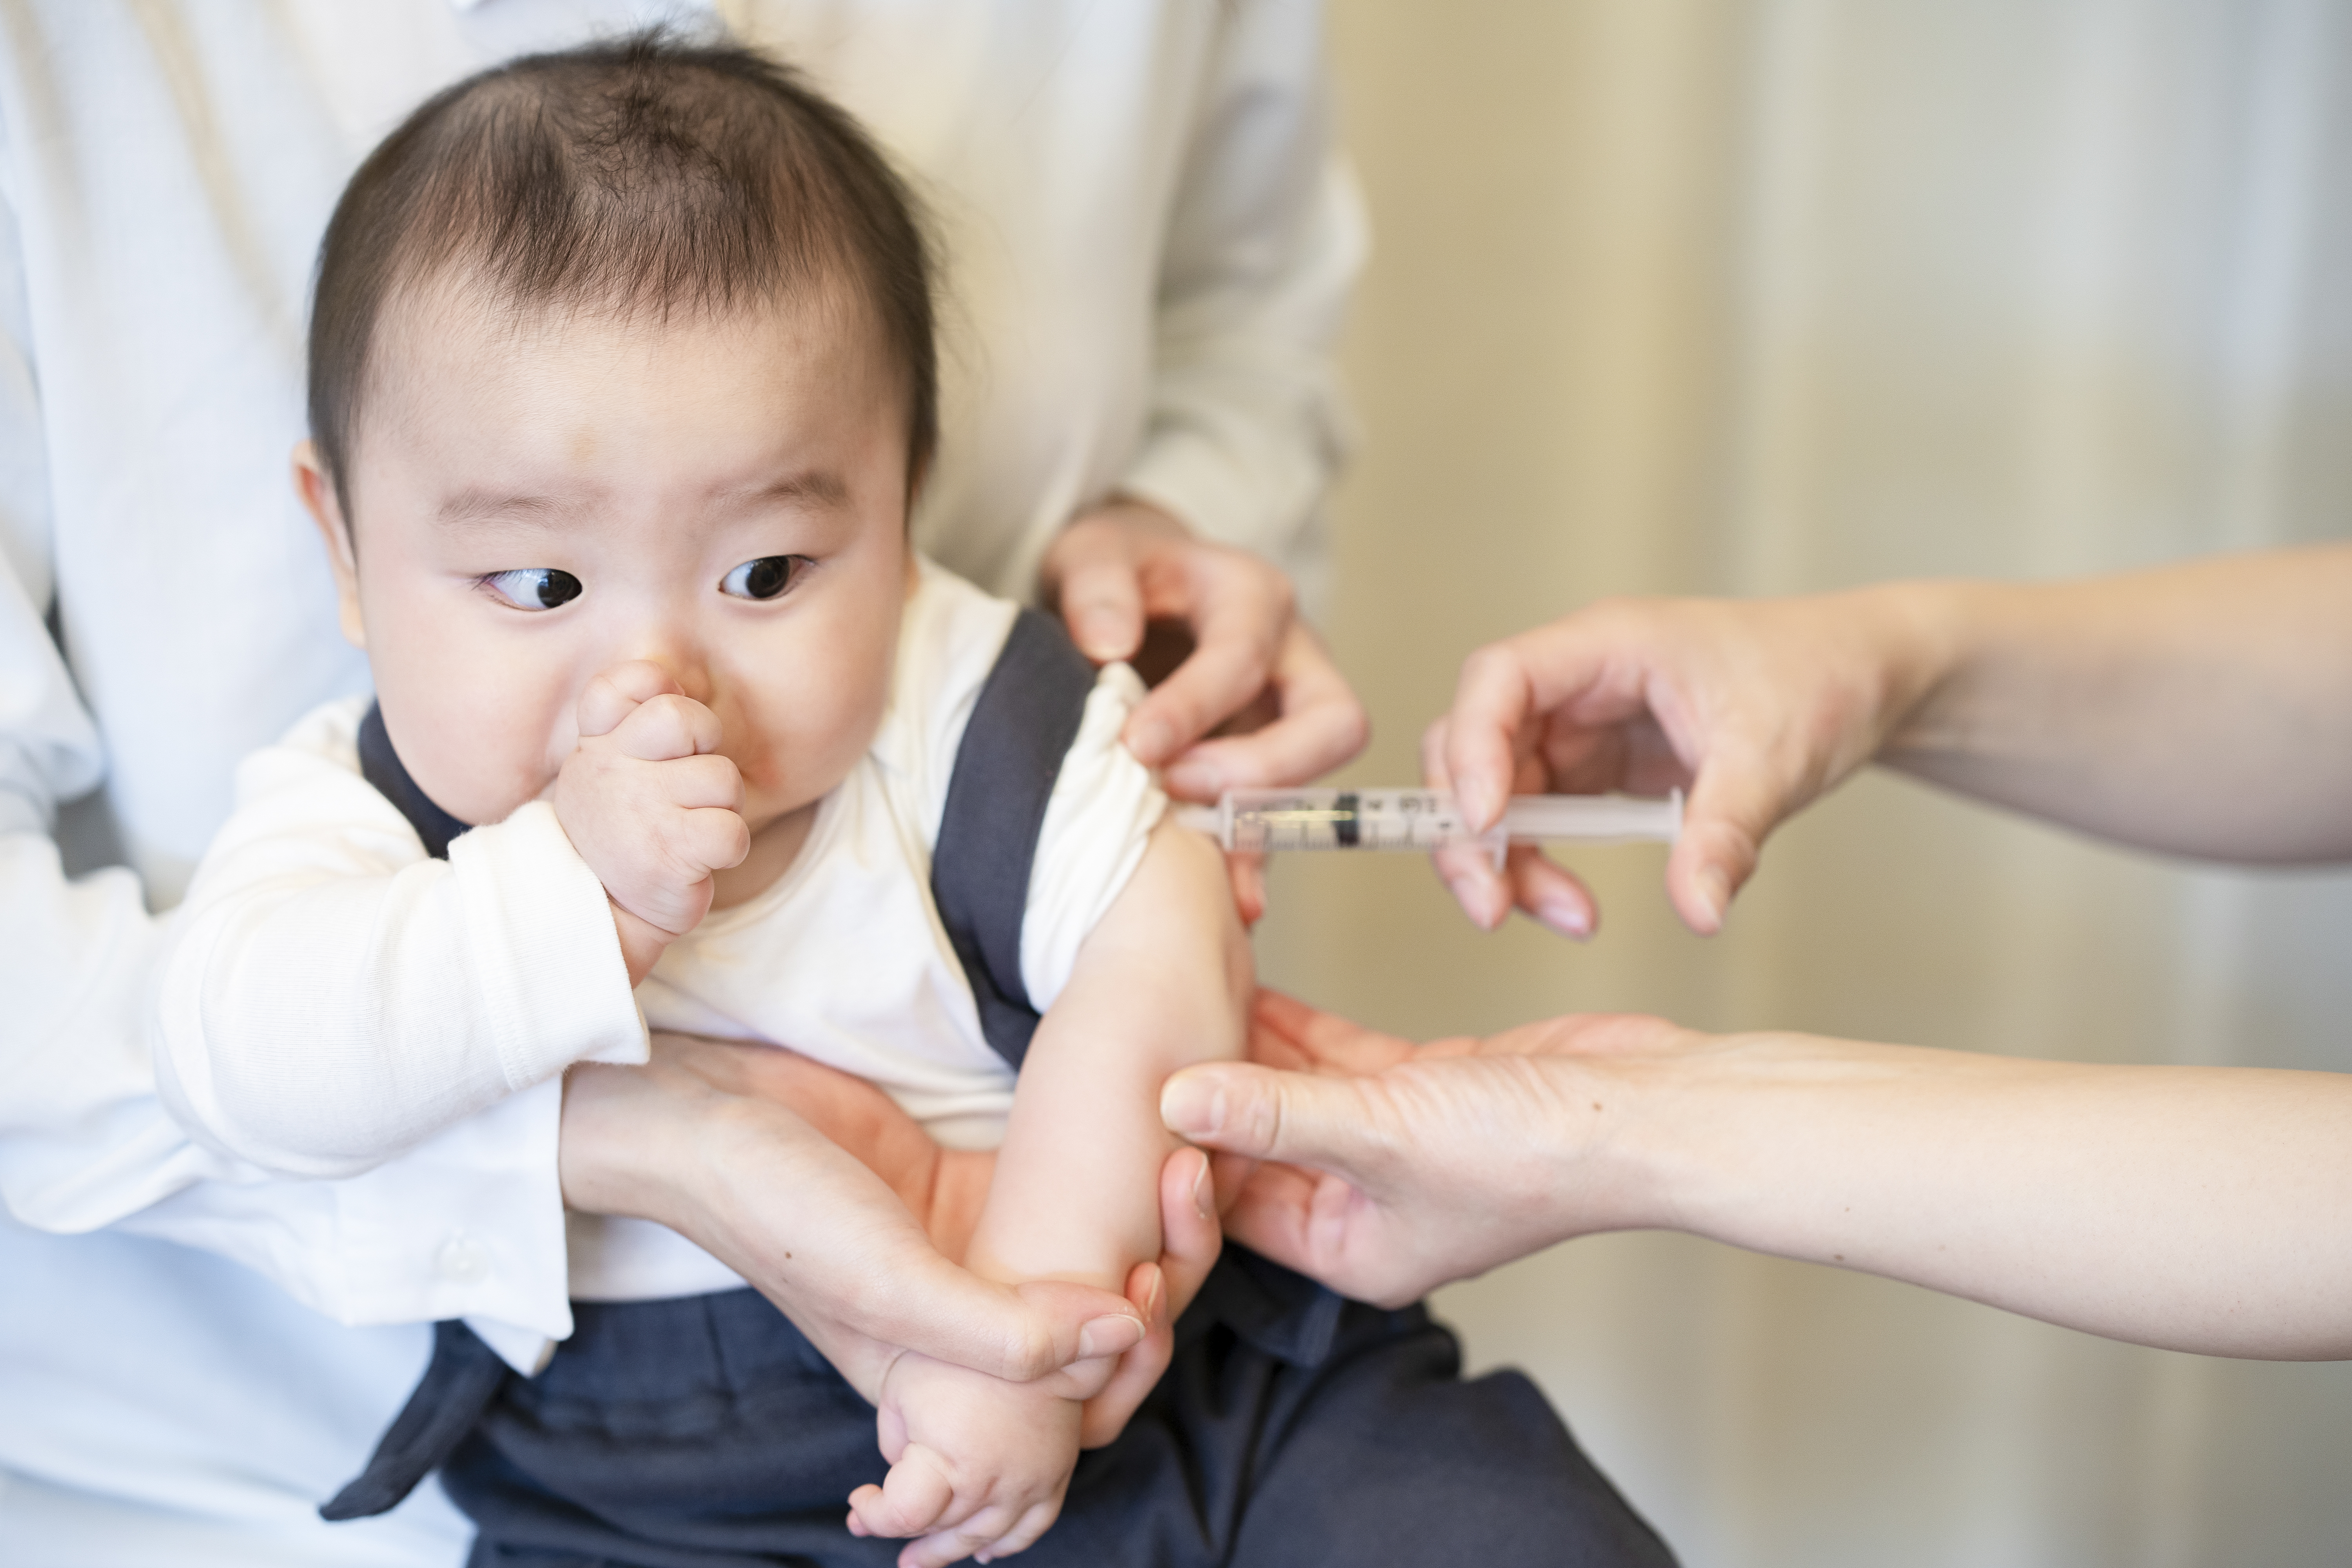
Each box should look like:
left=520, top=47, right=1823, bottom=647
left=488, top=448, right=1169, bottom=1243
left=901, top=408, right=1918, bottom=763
left=308, top=29, right=936, bottom=520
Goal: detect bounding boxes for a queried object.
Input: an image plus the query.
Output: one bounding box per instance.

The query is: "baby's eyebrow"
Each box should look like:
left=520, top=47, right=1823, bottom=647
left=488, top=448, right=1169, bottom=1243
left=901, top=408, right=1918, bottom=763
left=722, top=469, right=851, bottom=510
left=434, top=489, right=590, bottom=528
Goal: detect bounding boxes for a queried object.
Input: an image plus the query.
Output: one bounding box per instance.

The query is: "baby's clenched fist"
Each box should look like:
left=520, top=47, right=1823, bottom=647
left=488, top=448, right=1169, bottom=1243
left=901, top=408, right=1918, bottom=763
left=849, top=1352, right=1080, bottom=1567
left=555, top=661, right=749, bottom=983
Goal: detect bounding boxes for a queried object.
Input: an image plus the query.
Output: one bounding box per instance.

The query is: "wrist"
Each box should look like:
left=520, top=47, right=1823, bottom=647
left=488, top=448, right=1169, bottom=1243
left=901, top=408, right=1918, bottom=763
left=961, top=1229, right=1133, bottom=1298
left=610, top=898, right=671, bottom=985
left=1871, top=577, right=2001, bottom=760
left=1544, top=1049, right=1723, bottom=1241
left=558, top=1060, right=714, bottom=1223
left=1626, top=1028, right=1916, bottom=1263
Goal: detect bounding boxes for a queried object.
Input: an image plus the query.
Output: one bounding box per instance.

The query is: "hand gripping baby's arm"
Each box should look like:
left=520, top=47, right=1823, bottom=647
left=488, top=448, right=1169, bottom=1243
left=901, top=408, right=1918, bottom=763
left=848, top=819, right=1250, bottom=1566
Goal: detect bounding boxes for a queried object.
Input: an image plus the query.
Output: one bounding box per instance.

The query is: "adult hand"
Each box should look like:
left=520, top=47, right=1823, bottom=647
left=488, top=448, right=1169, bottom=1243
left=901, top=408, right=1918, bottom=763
left=1041, top=497, right=1367, bottom=802
left=1168, top=994, right=2352, bottom=1360
left=561, top=1038, right=1147, bottom=1409
left=649, top=1031, right=996, bottom=1262
left=1426, top=586, right=1953, bottom=936
left=1159, top=989, right=1693, bottom=1308
left=582, top=1033, right=1231, bottom=1443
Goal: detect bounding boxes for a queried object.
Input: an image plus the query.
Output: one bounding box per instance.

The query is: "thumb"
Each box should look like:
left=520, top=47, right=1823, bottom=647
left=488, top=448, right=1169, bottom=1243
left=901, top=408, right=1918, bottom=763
left=857, top=1244, right=1144, bottom=1386
left=1668, top=744, right=1784, bottom=934
left=1160, top=1062, right=1374, bottom=1177
left=1046, top=526, right=1145, bottom=663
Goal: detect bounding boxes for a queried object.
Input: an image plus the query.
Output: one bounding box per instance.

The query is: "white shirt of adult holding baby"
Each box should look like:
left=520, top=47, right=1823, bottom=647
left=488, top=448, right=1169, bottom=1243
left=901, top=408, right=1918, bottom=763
left=0, top=2, right=1363, bottom=1561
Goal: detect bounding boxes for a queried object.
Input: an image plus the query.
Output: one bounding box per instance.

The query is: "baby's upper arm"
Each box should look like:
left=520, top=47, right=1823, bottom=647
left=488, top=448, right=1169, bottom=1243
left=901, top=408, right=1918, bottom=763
left=968, top=817, right=1247, bottom=1290
left=1051, top=817, right=1250, bottom=1069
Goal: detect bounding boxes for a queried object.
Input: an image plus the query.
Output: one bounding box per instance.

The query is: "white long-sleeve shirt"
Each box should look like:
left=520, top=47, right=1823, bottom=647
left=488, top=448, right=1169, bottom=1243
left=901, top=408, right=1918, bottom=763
left=0, top=2, right=1359, bottom=1561
left=154, top=566, right=1161, bottom=1312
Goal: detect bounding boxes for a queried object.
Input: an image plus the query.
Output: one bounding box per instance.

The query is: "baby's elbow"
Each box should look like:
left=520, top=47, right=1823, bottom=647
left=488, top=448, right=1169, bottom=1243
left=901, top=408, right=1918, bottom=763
left=156, top=1036, right=394, bottom=1178
left=152, top=987, right=405, bottom=1180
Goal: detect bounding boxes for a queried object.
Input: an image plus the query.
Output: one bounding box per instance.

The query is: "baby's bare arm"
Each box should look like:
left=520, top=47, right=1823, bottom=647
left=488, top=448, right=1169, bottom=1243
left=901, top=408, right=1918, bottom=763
left=970, top=818, right=1251, bottom=1294
left=847, top=822, right=1246, bottom=1565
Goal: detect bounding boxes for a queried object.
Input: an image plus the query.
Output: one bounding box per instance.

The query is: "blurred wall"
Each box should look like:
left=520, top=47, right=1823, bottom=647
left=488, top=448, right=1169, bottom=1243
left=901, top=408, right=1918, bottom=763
left=1254, top=3, right=2352, bottom=1564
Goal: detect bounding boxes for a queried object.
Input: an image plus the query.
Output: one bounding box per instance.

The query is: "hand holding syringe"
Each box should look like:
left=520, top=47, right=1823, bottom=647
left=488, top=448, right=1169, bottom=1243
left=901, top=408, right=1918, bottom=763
left=1174, top=788, right=1681, bottom=862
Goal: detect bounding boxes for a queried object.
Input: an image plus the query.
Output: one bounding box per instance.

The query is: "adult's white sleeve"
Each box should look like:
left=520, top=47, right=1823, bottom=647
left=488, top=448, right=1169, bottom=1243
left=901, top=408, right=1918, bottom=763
left=1116, top=0, right=1367, bottom=577
left=0, top=194, right=583, bottom=1359
left=153, top=715, right=648, bottom=1180
left=0, top=177, right=199, bottom=1230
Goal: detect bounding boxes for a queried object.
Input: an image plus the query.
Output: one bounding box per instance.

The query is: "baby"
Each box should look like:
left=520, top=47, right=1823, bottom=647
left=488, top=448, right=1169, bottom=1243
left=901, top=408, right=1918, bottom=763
left=150, top=34, right=1245, bottom=1568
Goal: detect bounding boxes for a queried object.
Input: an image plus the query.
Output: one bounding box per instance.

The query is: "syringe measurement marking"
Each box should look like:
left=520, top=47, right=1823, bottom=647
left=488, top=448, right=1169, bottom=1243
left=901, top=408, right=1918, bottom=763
left=1238, top=799, right=1474, bottom=851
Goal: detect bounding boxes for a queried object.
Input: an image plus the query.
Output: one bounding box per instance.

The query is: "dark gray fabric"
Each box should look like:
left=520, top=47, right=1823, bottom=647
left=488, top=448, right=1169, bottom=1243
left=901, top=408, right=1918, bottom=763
left=358, top=702, right=472, bottom=860
left=320, top=1320, right=510, bottom=1521
left=416, top=1249, right=1675, bottom=1568
left=927, top=607, right=1098, bottom=1070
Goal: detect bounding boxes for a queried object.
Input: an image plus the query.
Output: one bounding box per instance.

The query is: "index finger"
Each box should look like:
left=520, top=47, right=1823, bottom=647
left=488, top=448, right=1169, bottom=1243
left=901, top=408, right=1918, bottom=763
left=1161, top=623, right=1368, bottom=798
left=1121, top=560, right=1289, bottom=767
left=609, top=691, right=725, bottom=762
left=1044, top=522, right=1146, bottom=664
left=577, top=660, right=684, bottom=739
left=1248, top=988, right=1416, bottom=1076
left=1443, top=624, right=1604, bottom=832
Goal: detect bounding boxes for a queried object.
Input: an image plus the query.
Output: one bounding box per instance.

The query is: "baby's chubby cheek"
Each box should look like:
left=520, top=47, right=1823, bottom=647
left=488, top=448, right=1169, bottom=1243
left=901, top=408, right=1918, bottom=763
left=385, top=693, right=570, bottom=825
left=376, top=653, right=575, bottom=824
left=726, top=684, right=890, bottom=825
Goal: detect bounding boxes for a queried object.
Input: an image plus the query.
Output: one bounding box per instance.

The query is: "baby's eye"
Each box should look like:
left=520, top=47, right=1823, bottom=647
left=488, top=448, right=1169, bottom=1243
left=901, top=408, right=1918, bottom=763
left=720, top=555, right=810, bottom=601
left=482, top=568, right=583, bottom=611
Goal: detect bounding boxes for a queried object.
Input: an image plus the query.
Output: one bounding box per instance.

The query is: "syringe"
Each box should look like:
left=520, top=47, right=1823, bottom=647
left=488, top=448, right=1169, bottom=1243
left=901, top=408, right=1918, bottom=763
left=1174, top=788, right=1682, bottom=855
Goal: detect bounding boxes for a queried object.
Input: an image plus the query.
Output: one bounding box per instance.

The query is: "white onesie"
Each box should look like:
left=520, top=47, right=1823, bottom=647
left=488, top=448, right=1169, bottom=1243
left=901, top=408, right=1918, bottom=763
left=152, top=561, right=1165, bottom=1305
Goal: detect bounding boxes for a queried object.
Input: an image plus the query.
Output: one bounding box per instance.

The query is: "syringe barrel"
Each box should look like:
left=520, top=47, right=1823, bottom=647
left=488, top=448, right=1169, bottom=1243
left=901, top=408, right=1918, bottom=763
left=1186, top=788, right=1682, bottom=852
left=1215, top=789, right=1481, bottom=852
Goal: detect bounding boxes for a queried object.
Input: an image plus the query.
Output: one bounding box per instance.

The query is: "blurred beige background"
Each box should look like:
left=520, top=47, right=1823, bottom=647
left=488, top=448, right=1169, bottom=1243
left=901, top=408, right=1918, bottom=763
left=1253, top=3, right=2352, bottom=1564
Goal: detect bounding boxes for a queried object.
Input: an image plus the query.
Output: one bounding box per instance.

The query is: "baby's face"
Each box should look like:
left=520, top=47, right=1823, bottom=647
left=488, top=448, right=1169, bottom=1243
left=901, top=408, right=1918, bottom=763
left=301, top=284, right=913, bottom=840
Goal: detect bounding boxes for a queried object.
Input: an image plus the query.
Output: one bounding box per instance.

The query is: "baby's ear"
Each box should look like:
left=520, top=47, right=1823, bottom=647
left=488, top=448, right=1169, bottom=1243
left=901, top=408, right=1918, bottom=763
left=292, top=440, right=366, bottom=649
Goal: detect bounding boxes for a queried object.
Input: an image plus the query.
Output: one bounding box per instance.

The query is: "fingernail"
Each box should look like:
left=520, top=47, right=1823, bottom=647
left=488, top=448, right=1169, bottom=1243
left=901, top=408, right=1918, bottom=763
left=1695, top=866, right=1730, bottom=931
left=1083, top=612, right=1125, bottom=661
left=1078, top=1313, right=1146, bottom=1359
left=1160, top=1072, right=1223, bottom=1138
left=1537, top=895, right=1591, bottom=938
left=1189, top=1151, right=1212, bottom=1221
left=1163, top=758, right=1220, bottom=799
left=1140, top=1263, right=1166, bottom=1323
left=1458, top=777, right=1496, bottom=829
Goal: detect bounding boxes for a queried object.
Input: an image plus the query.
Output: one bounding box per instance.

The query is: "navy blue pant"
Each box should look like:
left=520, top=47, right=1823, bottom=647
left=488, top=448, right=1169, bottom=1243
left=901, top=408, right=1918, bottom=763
left=330, top=1248, right=1674, bottom=1567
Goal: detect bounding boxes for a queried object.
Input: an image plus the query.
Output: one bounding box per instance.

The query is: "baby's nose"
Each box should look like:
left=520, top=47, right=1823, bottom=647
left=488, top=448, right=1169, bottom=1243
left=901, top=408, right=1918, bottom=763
left=624, top=635, right=715, bottom=707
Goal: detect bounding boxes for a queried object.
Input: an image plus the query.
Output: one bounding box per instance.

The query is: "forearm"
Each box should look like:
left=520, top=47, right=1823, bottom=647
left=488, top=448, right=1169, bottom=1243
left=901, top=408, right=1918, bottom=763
left=157, top=800, right=642, bottom=1175
left=971, top=824, right=1249, bottom=1290
left=1884, top=546, right=2352, bottom=860
left=1627, top=1033, right=2352, bottom=1358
